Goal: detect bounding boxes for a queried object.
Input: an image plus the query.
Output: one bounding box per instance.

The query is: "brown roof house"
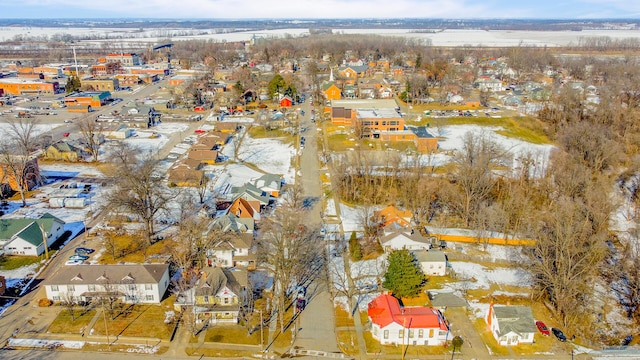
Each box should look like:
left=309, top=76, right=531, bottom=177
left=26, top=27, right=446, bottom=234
left=168, top=159, right=205, bottom=187
left=206, top=233, right=255, bottom=269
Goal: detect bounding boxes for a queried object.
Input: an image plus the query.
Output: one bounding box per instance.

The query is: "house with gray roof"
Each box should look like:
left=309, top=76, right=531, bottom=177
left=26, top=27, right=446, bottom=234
left=44, top=263, right=170, bottom=304
left=0, top=213, right=65, bottom=256
left=486, top=304, right=537, bottom=346
left=412, top=250, right=448, bottom=276
left=230, top=183, right=271, bottom=209
left=252, top=174, right=284, bottom=197
left=379, top=229, right=432, bottom=252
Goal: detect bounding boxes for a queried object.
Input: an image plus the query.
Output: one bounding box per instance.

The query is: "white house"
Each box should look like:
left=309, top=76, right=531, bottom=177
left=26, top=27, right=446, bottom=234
left=379, top=230, right=432, bottom=252
left=412, top=250, right=447, bottom=276
left=368, top=294, right=449, bottom=346
left=206, top=233, right=255, bottom=269
left=486, top=303, right=537, bottom=346
left=44, top=264, right=170, bottom=304
left=0, top=213, right=66, bottom=256
left=476, top=77, right=504, bottom=92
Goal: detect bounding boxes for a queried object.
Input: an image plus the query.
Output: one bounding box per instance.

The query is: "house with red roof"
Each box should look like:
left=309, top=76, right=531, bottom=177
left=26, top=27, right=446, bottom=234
left=367, top=293, right=449, bottom=346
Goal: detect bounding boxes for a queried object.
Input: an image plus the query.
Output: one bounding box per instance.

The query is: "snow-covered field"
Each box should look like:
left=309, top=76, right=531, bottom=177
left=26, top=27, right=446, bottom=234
left=2, top=27, right=638, bottom=47
left=237, top=136, right=295, bottom=183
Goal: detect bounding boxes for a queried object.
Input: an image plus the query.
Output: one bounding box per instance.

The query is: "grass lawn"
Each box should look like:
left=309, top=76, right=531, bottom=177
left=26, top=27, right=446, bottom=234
left=401, top=290, right=430, bottom=307
left=98, top=231, right=169, bottom=264
left=418, top=116, right=550, bottom=144
left=334, top=306, right=355, bottom=327
left=91, top=302, right=174, bottom=340
left=48, top=308, right=96, bottom=334
left=327, top=133, right=356, bottom=152
left=247, top=126, right=295, bottom=144
left=336, top=329, right=359, bottom=355
left=472, top=317, right=511, bottom=356
left=363, top=330, right=449, bottom=356
left=0, top=254, right=42, bottom=270
left=204, top=325, right=263, bottom=345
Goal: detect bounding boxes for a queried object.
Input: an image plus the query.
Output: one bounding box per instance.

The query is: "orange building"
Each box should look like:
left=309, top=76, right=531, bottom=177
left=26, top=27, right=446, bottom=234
left=64, top=91, right=111, bottom=112
left=379, top=127, right=438, bottom=152
left=115, top=74, right=141, bottom=87
left=0, top=78, right=58, bottom=95
left=374, top=205, right=412, bottom=228
left=322, top=82, right=341, bottom=100
left=330, top=99, right=437, bottom=152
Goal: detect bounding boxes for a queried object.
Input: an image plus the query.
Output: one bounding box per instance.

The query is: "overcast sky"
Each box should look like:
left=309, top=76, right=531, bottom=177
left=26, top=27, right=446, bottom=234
left=3, top=0, right=640, bottom=19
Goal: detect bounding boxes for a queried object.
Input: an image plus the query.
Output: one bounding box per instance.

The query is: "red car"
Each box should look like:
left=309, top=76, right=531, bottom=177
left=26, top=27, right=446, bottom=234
left=63, top=132, right=70, bottom=137
left=536, top=320, right=550, bottom=336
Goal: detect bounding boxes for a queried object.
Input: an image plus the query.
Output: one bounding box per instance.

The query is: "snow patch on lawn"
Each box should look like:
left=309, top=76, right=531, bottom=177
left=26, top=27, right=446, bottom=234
left=449, top=261, right=532, bottom=289
left=8, top=338, right=84, bottom=350
left=237, top=136, right=295, bottom=183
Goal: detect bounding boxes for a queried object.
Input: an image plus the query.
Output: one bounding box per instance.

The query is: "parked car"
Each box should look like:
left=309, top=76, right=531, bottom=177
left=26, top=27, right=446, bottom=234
left=68, top=254, right=89, bottom=261
left=65, top=259, right=84, bottom=266
left=295, top=298, right=306, bottom=311
left=551, top=327, right=567, bottom=342
left=63, top=132, right=70, bottom=137
left=75, top=247, right=95, bottom=255
left=535, top=321, right=550, bottom=336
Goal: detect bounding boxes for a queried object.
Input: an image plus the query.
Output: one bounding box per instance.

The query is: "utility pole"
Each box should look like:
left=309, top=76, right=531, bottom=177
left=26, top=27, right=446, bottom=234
left=101, top=297, right=111, bottom=349
left=259, top=309, right=264, bottom=357
left=38, top=222, right=49, bottom=260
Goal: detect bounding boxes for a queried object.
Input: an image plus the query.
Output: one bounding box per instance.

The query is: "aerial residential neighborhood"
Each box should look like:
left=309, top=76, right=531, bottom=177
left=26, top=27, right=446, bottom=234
left=0, top=15, right=640, bottom=360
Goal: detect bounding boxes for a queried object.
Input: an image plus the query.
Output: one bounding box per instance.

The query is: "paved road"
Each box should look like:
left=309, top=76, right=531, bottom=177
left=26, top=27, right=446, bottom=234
left=293, top=99, right=340, bottom=354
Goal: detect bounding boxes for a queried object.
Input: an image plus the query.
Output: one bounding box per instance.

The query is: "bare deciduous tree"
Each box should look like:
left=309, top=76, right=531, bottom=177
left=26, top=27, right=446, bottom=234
left=105, top=143, right=172, bottom=247
left=0, top=117, right=42, bottom=206
left=77, top=116, right=105, bottom=161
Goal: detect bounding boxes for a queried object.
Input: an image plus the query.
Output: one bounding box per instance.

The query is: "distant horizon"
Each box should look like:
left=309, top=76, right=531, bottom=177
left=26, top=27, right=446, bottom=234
left=3, top=1, right=640, bottom=20
left=1, top=17, right=640, bottom=21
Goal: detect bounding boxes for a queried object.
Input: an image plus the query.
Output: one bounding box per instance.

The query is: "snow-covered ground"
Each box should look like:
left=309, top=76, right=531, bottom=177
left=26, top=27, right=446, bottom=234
left=404, top=124, right=554, bottom=177
left=237, top=136, right=295, bottom=183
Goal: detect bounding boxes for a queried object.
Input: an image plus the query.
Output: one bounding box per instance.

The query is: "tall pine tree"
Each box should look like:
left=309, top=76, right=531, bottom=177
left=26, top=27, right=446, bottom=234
left=383, top=249, right=424, bottom=298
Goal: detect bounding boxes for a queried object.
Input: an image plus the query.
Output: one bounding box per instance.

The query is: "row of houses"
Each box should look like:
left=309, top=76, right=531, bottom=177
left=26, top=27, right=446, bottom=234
left=367, top=293, right=539, bottom=347
left=367, top=204, right=538, bottom=347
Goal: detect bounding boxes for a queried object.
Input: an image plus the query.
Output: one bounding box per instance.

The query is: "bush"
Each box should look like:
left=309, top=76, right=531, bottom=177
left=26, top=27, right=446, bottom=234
left=38, top=298, right=52, bottom=307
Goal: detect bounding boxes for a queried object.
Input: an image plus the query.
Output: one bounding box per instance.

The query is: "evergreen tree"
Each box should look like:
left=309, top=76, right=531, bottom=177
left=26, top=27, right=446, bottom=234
left=267, top=74, right=286, bottom=99
left=383, top=249, right=424, bottom=298
left=65, top=74, right=81, bottom=93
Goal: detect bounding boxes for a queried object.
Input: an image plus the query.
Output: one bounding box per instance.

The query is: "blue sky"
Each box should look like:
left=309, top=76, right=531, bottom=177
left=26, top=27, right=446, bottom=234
left=2, top=0, right=640, bottom=19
